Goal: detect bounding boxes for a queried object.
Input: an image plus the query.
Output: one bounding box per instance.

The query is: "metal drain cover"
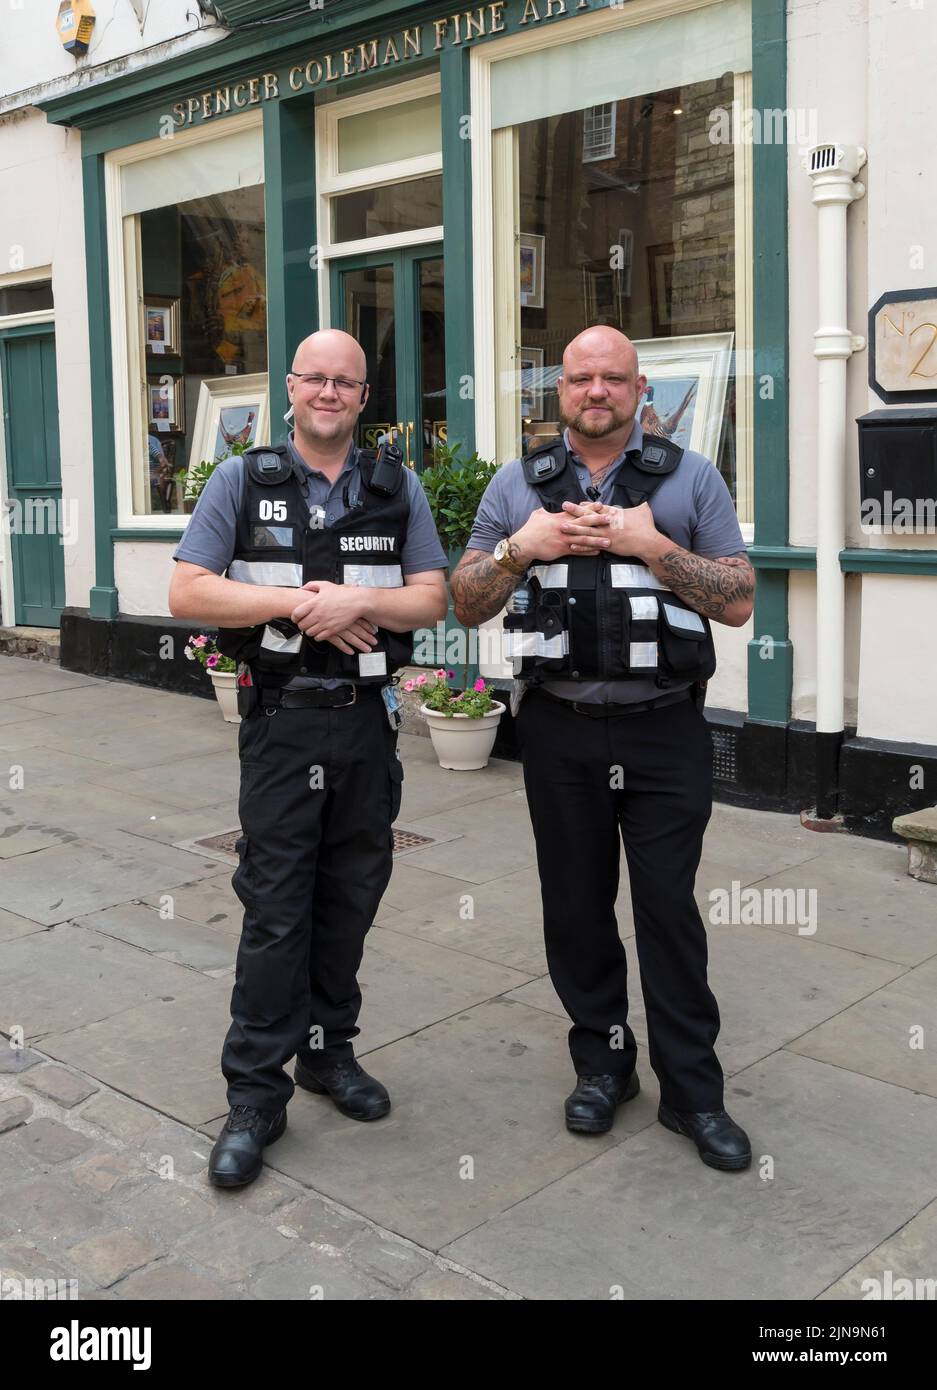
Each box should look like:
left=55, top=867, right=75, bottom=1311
left=392, top=828, right=433, bottom=852
left=195, top=828, right=432, bottom=856
left=194, top=830, right=242, bottom=855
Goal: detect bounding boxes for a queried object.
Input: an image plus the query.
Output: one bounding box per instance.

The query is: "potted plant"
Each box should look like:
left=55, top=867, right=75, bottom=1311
left=419, top=442, right=499, bottom=685
left=412, top=668, right=505, bottom=771
left=173, top=439, right=250, bottom=504
left=184, top=633, right=240, bottom=723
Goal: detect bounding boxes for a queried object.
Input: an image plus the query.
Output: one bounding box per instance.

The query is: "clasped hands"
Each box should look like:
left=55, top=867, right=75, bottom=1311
left=289, top=580, right=377, bottom=656
left=515, top=500, right=664, bottom=563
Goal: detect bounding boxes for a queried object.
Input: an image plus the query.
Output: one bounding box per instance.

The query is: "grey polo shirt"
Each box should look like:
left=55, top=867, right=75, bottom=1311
left=466, top=420, right=746, bottom=704
left=171, top=433, right=447, bottom=688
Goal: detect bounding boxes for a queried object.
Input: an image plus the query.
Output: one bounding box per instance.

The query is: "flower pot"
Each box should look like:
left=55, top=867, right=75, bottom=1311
left=419, top=701, right=505, bottom=770
left=208, top=668, right=241, bottom=723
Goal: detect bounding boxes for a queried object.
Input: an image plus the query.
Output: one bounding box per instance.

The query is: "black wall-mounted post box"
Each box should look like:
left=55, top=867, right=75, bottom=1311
left=857, top=408, right=937, bottom=529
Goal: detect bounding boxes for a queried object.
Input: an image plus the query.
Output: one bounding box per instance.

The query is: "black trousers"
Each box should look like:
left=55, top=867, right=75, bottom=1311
left=515, top=687, right=724, bottom=1112
left=221, top=693, right=403, bottom=1113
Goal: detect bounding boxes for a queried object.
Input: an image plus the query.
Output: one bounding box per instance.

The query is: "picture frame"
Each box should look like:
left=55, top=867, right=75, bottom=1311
left=187, top=372, right=269, bottom=474
left=630, top=332, right=734, bottom=462
left=519, top=232, right=545, bottom=309
left=582, top=264, right=623, bottom=326
left=519, top=346, right=545, bottom=419
left=647, top=243, right=676, bottom=336
left=147, top=375, right=184, bottom=432
left=144, top=295, right=181, bottom=356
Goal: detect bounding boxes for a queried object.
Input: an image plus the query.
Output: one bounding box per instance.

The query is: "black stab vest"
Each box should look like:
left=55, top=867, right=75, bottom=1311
left=503, top=436, right=717, bottom=686
left=215, top=441, right=413, bottom=685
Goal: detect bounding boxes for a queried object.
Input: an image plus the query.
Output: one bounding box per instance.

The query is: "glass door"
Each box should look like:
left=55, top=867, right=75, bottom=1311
left=330, top=244, right=445, bottom=472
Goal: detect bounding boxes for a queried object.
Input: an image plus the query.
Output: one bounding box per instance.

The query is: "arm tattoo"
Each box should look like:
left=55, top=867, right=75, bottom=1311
left=451, top=548, right=521, bottom=627
left=650, top=547, right=755, bottom=621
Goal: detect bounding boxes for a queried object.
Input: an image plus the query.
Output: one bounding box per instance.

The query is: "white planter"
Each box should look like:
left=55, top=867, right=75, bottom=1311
left=420, top=701, right=505, bottom=770
left=209, top=668, right=241, bottom=723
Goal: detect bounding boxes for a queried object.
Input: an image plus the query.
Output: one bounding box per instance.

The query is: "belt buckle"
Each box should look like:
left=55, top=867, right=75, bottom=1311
left=333, top=684, right=357, bottom=708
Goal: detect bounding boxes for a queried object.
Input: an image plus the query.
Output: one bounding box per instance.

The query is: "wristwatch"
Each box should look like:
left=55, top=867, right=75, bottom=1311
left=493, top=537, right=527, bottom=577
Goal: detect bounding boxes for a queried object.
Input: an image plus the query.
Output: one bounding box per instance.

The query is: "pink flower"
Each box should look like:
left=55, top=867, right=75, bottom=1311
left=434, top=668, right=446, bottom=679
left=192, top=635, right=208, bottom=648
left=447, top=670, right=455, bottom=679
left=404, top=679, right=415, bottom=692
left=473, top=677, right=486, bottom=692
left=206, top=654, right=219, bottom=669
left=415, top=674, right=428, bottom=686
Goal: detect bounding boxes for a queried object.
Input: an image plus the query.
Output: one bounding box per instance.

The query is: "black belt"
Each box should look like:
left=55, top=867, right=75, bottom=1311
left=534, top=687, right=693, bottom=718
left=258, top=683, right=382, bottom=710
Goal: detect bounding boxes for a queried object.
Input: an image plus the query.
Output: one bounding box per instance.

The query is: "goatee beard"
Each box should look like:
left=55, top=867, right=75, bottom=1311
left=561, top=408, right=628, bottom=439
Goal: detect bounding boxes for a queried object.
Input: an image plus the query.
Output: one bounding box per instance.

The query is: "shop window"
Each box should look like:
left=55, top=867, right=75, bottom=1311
left=0, top=281, right=54, bottom=316
left=336, top=92, right=441, bottom=174
left=488, top=0, right=753, bottom=523
left=331, top=174, right=443, bottom=243
left=112, top=118, right=267, bottom=521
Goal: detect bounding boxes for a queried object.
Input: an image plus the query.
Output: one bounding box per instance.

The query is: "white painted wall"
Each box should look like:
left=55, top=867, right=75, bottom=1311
left=1, top=1, right=221, bottom=103
left=787, top=0, right=937, bottom=745
left=0, top=109, right=95, bottom=621
left=114, top=540, right=175, bottom=617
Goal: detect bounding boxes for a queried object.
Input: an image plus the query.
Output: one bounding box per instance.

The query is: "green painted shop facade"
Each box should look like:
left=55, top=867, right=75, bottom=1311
left=33, top=0, right=937, bottom=832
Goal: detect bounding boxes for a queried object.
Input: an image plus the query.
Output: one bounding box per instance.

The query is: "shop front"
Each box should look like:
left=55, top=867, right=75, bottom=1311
left=37, top=0, right=801, bottom=805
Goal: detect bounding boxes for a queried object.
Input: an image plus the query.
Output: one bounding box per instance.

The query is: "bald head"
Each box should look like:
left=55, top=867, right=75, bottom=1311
left=561, top=326, right=639, bottom=378
left=291, top=329, right=367, bottom=379
left=287, top=328, right=369, bottom=456
left=556, top=326, right=646, bottom=445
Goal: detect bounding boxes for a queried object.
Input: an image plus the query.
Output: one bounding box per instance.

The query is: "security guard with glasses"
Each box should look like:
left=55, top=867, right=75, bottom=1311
left=169, top=329, right=447, bottom=1188
left=452, top=326, right=756, bottom=1172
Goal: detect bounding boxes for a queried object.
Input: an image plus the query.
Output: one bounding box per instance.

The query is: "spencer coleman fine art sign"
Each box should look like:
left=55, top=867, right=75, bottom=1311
left=170, top=0, right=599, bottom=126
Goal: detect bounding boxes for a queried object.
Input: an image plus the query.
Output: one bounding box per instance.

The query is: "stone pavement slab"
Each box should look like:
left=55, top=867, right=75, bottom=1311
left=76, top=902, right=236, bottom=972
left=230, top=997, right=658, bottom=1251
left=0, top=834, right=224, bottom=925
left=41, top=986, right=233, bottom=1127
left=788, top=953, right=937, bottom=1097
left=442, top=1050, right=937, bottom=1301
left=0, top=922, right=213, bottom=1038
left=505, top=923, right=906, bottom=1076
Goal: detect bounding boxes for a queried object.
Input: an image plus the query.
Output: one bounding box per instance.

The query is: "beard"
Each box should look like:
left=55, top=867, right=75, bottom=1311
left=560, top=402, right=632, bottom=438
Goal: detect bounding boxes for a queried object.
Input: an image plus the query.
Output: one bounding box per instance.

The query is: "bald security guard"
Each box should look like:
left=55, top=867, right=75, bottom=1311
left=452, top=326, right=755, bottom=1171
left=170, top=330, right=448, bottom=1188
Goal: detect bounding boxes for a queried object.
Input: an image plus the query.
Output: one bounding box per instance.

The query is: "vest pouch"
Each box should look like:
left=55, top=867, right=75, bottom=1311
left=254, top=617, right=305, bottom=668
left=658, top=600, right=709, bottom=674
left=530, top=589, right=570, bottom=672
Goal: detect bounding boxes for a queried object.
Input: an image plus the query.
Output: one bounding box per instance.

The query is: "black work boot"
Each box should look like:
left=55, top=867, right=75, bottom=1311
left=657, top=1102, right=752, bottom=1170
left=294, top=1055, right=390, bottom=1121
left=565, top=1071, right=640, bottom=1134
left=208, top=1104, right=287, bottom=1188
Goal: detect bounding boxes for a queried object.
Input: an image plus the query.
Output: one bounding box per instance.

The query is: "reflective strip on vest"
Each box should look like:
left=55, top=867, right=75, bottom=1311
left=629, top=594, right=659, bottom=621
left=261, top=625, right=303, bottom=655
left=629, top=641, right=658, bottom=667
left=504, top=630, right=569, bottom=658
left=529, top=562, right=569, bottom=589
left=229, top=559, right=303, bottom=587
left=662, top=602, right=706, bottom=634
left=342, top=563, right=404, bottom=588
left=609, top=563, right=670, bottom=590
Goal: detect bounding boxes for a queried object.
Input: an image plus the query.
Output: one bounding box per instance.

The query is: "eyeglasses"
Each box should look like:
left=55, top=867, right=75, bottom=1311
left=289, top=373, right=367, bottom=397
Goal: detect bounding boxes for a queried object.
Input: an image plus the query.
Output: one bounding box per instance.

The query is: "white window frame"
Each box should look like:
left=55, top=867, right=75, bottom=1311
left=104, top=110, right=265, bottom=531
left=315, top=74, right=444, bottom=328
left=470, top=0, right=754, bottom=541
left=582, top=103, right=617, bottom=162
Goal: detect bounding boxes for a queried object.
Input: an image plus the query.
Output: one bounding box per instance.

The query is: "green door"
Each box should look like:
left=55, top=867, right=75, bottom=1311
left=0, top=324, right=65, bottom=627
left=329, top=245, right=446, bottom=473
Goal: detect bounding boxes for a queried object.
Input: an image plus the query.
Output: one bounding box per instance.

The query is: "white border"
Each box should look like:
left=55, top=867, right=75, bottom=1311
left=104, top=111, right=264, bottom=532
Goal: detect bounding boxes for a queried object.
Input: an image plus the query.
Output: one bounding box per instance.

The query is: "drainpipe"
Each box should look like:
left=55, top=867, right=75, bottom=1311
left=803, top=143, right=866, bottom=826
